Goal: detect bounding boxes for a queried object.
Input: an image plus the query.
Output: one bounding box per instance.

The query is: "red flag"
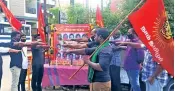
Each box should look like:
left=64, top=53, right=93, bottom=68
left=110, top=0, right=117, bottom=13
left=38, top=4, right=46, bottom=43
left=96, top=5, right=104, bottom=28
left=129, top=0, right=174, bottom=76
left=0, top=0, right=22, bottom=31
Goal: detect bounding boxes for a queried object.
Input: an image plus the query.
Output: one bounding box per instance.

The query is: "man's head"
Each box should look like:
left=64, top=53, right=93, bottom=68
left=95, top=28, right=110, bottom=44
left=63, top=34, right=68, bottom=40
left=11, top=31, right=21, bottom=42
left=113, top=30, right=121, bottom=39
left=69, top=34, right=74, bottom=39
left=76, top=34, right=81, bottom=39
left=33, top=34, right=41, bottom=42
left=127, top=28, right=137, bottom=39
left=91, top=28, right=97, bottom=36
left=21, top=34, right=26, bottom=42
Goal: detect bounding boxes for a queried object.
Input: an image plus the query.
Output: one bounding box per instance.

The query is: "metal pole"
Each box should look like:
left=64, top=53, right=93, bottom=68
left=101, top=0, right=103, bottom=11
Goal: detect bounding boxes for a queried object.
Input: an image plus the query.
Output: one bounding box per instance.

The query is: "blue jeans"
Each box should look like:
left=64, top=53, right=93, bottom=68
left=126, top=70, right=141, bottom=91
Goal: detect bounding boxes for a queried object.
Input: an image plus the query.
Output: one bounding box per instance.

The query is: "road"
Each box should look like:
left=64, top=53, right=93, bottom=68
left=1, top=55, right=88, bottom=91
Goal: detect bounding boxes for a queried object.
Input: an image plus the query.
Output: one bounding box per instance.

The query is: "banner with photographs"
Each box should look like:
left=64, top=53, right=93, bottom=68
left=53, top=24, right=91, bottom=66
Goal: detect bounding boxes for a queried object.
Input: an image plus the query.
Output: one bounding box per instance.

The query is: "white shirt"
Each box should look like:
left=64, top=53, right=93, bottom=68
left=0, top=47, right=10, bottom=53
left=22, top=47, right=28, bottom=69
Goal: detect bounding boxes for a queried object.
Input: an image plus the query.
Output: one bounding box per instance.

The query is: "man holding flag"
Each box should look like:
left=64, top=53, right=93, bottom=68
left=82, top=28, right=112, bottom=91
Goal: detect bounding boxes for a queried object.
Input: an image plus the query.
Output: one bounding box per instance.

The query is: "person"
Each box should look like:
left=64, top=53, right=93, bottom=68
left=109, top=31, right=126, bottom=91
left=0, top=43, right=21, bottom=89
left=82, top=28, right=112, bottom=91
left=75, top=34, right=81, bottom=39
left=69, top=34, right=74, bottom=39
left=115, top=42, right=168, bottom=91
left=122, top=28, right=144, bottom=91
left=18, top=34, right=28, bottom=91
left=31, top=34, right=50, bottom=91
left=63, top=34, right=68, bottom=40
left=10, top=31, right=23, bottom=91
left=70, top=28, right=97, bottom=42
left=57, top=34, right=62, bottom=40
left=140, top=45, right=168, bottom=91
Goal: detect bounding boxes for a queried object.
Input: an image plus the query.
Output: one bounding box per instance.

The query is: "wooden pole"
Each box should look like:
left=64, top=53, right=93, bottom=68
left=69, top=0, right=144, bottom=79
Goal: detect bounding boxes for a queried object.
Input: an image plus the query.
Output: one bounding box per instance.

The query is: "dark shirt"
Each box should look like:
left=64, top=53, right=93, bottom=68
left=88, top=36, right=95, bottom=42
left=87, top=41, right=99, bottom=48
left=85, top=45, right=113, bottom=82
left=10, top=40, right=22, bottom=68
left=31, top=46, right=44, bottom=66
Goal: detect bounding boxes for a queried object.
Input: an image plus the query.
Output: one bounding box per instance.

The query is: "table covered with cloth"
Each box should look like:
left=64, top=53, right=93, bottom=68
left=42, top=64, right=89, bottom=87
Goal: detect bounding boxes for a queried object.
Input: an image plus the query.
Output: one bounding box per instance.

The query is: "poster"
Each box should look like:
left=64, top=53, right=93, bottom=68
left=53, top=24, right=91, bottom=65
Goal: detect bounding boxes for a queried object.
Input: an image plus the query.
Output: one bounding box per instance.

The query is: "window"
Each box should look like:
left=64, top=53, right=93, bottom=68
left=0, top=24, right=12, bottom=35
left=21, top=26, right=30, bottom=36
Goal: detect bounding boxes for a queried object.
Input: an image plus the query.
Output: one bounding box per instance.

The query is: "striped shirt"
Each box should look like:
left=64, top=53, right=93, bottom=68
left=109, top=35, right=125, bottom=66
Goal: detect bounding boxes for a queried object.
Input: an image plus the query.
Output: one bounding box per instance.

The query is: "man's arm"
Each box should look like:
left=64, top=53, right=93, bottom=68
left=83, top=51, right=111, bottom=71
left=82, top=56, right=103, bottom=71
left=71, top=38, right=88, bottom=42
left=115, top=42, right=143, bottom=48
left=35, top=45, right=50, bottom=49
left=148, top=64, right=164, bottom=84
left=63, top=47, right=96, bottom=55
left=63, top=43, right=88, bottom=49
left=0, top=47, right=21, bottom=53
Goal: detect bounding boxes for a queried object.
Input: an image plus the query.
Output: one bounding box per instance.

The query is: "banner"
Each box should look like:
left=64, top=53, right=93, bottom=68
left=53, top=24, right=91, bottom=65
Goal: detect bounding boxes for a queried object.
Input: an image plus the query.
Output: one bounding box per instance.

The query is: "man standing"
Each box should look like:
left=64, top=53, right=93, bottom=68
left=0, top=45, right=20, bottom=89
left=31, top=34, right=49, bottom=91
left=115, top=42, right=169, bottom=91
left=123, top=28, right=144, bottom=91
left=10, top=31, right=23, bottom=91
left=18, top=34, right=28, bottom=91
left=141, top=46, right=168, bottom=91
left=109, top=31, right=126, bottom=91
left=82, top=28, right=112, bottom=91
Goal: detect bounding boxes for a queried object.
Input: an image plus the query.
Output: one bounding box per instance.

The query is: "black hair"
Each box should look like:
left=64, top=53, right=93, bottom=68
left=11, top=31, right=21, bottom=39
left=96, top=28, right=110, bottom=40
left=33, top=34, right=40, bottom=39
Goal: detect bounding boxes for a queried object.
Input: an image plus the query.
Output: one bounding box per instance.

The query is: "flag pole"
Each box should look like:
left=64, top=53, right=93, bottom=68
left=69, top=0, right=144, bottom=79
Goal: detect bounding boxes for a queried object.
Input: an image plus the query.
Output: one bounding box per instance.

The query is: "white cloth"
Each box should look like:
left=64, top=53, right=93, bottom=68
left=0, top=47, right=10, bottom=53
left=22, top=47, right=28, bottom=69
left=146, top=79, right=163, bottom=91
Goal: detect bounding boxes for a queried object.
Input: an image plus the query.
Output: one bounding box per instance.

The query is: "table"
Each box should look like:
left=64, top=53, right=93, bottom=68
left=42, top=64, right=89, bottom=88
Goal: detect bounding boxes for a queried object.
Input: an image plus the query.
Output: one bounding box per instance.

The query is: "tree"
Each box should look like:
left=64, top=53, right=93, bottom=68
left=66, top=4, right=89, bottom=24
left=164, top=0, right=174, bottom=36
left=48, top=7, right=59, bottom=24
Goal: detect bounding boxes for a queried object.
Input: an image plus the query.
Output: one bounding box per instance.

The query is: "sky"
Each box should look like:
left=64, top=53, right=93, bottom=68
left=57, top=0, right=110, bottom=9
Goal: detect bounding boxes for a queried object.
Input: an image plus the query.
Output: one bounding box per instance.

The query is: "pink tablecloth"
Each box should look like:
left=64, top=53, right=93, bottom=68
left=42, top=64, right=89, bottom=87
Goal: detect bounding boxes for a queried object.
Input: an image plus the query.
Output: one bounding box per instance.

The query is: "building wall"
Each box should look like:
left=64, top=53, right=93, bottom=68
left=9, top=0, right=25, bottom=16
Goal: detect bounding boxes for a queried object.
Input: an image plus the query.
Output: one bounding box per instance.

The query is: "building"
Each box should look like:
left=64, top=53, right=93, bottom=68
left=0, top=0, right=56, bottom=35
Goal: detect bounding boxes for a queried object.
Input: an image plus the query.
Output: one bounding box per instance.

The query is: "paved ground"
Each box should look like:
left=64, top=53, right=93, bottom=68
left=1, top=55, right=89, bottom=91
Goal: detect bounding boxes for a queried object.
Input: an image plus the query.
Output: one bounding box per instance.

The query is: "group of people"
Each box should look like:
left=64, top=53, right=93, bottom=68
left=63, top=27, right=169, bottom=91
left=0, top=26, right=169, bottom=91
left=0, top=31, right=49, bottom=91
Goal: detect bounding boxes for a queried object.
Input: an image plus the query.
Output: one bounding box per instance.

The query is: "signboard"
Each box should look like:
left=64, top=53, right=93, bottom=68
left=53, top=24, right=91, bottom=65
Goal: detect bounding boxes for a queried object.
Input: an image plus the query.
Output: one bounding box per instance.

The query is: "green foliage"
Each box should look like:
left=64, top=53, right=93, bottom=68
left=66, top=4, right=89, bottom=24
left=48, top=7, right=59, bottom=24
left=164, top=0, right=174, bottom=36
left=101, top=0, right=140, bottom=34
